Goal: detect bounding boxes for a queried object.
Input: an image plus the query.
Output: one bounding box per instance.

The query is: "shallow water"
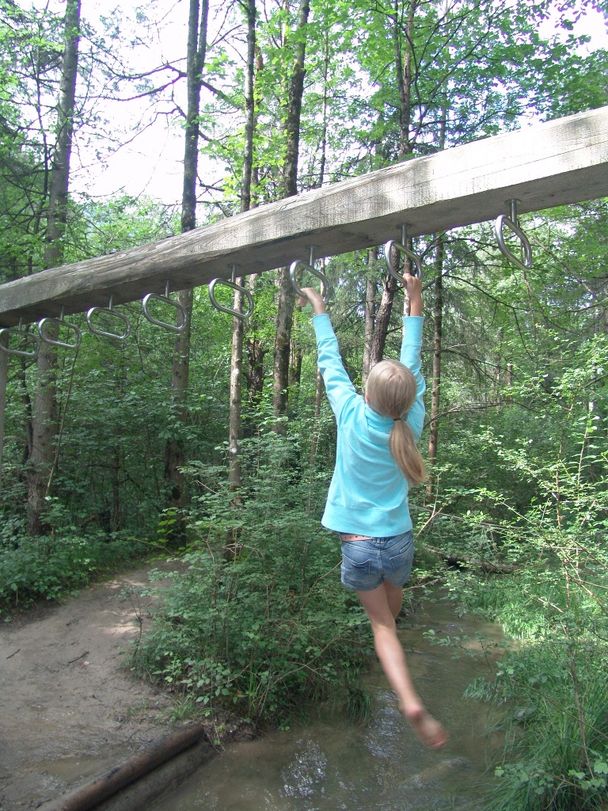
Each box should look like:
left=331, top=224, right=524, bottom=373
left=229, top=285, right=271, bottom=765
left=152, top=594, right=505, bottom=811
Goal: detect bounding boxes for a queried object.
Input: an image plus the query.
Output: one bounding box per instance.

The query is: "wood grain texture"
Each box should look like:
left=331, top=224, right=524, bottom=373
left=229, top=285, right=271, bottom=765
left=1, top=105, right=607, bottom=326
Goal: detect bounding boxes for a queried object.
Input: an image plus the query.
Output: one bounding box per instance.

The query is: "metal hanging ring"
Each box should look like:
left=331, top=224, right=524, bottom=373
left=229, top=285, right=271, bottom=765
left=142, top=287, right=187, bottom=333
left=38, top=315, right=82, bottom=350
left=384, top=239, right=422, bottom=282
left=494, top=199, right=532, bottom=270
left=0, top=325, right=40, bottom=359
left=289, top=260, right=331, bottom=303
left=86, top=298, right=131, bottom=341
left=208, top=278, right=254, bottom=321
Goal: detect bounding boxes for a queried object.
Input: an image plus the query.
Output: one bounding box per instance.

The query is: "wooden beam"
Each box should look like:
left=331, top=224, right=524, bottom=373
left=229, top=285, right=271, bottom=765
left=1, top=105, right=608, bottom=326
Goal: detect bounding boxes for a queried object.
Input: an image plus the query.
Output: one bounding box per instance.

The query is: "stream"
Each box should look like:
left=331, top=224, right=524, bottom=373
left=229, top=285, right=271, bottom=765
left=152, top=593, right=505, bottom=811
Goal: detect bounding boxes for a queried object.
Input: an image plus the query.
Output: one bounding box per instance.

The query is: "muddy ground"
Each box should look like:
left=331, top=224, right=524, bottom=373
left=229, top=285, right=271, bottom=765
left=0, top=560, right=187, bottom=810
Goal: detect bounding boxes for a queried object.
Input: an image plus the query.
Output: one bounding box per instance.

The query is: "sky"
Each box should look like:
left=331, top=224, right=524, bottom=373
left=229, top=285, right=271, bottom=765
left=62, top=0, right=608, bottom=208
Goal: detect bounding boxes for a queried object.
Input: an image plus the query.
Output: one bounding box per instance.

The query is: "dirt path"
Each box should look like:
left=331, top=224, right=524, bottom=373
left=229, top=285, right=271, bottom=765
left=0, top=560, right=182, bottom=810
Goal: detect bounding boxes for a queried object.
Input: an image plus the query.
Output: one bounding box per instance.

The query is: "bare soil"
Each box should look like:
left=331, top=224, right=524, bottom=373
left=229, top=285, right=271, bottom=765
left=0, top=560, right=184, bottom=810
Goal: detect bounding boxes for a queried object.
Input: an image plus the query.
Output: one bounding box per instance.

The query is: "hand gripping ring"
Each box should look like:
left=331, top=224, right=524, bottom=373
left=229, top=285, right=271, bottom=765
left=384, top=239, right=422, bottom=282
left=208, top=277, right=254, bottom=321
left=289, top=260, right=331, bottom=303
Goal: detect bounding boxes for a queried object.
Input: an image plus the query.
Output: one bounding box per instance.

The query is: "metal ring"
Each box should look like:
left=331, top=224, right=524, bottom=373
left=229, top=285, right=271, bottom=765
left=494, top=214, right=532, bottom=269
left=38, top=316, right=82, bottom=350
left=86, top=306, right=131, bottom=341
left=0, top=326, right=40, bottom=359
left=142, top=292, right=186, bottom=333
left=384, top=240, right=422, bottom=282
left=289, top=260, right=331, bottom=303
left=208, top=278, right=254, bottom=321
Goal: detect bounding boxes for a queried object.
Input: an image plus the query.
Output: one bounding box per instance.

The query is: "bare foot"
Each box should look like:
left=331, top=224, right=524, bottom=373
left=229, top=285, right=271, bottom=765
left=401, top=704, right=448, bottom=749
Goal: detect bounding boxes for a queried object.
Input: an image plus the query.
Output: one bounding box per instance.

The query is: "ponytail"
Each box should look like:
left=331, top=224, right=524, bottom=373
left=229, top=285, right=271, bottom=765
left=390, top=420, right=427, bottom=485
left=366, top=358, right=427, bottom=486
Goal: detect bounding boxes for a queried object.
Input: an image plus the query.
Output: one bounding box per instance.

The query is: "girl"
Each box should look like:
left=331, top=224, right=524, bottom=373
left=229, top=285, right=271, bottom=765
left=299, top=274, right=447, bottom=750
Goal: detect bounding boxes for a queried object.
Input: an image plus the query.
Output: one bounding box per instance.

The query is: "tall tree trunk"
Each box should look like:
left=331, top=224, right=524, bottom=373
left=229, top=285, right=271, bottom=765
left=368, top=0, right=416, bottom=366
left=427, top=111, right=447, bottom=497
left=27, top=0, right=81, bottom=535
left=362, top=248, right=378, bottom=384
left=368, top=274, right=399, bottom=367
left=272, top=0, right=311, bottom=428
left=0, top=332, right=7, bottom=477
left=164, top=0, right=209, bottom=525
left=427, top=235, right=444, bottom=487
left=228, top=0, right=257, bottom=496
left=246, top=336, right=266, bottom=405
left=393, top=0, right=417, bottom=159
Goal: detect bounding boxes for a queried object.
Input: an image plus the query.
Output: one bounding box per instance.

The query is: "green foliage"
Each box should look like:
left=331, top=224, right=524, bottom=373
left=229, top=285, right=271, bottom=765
left=0, top=529, right=144, bottom=612
left=434, top=433, right=608, bottom=809
left=131, top=431, right=371, bottom=725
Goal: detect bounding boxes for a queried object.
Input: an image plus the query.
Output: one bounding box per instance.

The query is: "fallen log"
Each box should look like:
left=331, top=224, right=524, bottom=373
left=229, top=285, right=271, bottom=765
left=37, top=722, right=213, bottom=811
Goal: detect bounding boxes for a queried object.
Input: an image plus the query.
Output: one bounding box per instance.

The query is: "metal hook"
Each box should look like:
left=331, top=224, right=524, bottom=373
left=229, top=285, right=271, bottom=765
left=208, top=264, right=254, bottom=321
left=142, top=281, right=187, bottom=333
left=38, top=306, right=82, bottom=350
left=86, top=295, right=131, bottom=341
left=289, top=247, right=332, bottom=303
left=494, top=199, right=532, bottom=270
left=0, top=320, right=40, bottom=359
left=384, top=224, right=422, bottom=283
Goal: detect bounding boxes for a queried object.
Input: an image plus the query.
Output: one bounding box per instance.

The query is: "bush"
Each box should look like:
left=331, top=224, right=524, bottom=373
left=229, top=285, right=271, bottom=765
left=0, top=531, right=145, bottom=611
left=131, top=433, right=372, bottom=726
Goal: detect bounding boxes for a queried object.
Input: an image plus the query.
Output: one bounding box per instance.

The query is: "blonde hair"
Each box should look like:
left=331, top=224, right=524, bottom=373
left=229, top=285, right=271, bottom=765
left=365, top=359, right=426, bottom=485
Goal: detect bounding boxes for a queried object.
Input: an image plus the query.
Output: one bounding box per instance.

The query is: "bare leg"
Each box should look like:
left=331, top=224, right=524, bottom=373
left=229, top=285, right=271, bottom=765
left=384, top=580, right=404, bottom=620
left=357, top=584, right=447, bottom=749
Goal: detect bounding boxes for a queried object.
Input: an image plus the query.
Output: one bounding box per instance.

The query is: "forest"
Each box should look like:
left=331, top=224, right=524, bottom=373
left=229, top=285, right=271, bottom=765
left=1, top=0, right=608, bottom=808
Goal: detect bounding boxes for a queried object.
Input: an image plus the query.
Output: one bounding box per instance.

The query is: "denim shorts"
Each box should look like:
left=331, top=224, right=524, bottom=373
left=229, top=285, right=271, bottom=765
left=340, top=531, right=415, bottom=592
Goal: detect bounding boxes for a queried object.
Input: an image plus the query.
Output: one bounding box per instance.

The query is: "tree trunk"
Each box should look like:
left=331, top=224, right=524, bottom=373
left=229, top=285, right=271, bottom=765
left=367, top=0, right=416, bottom=368
left=0, top=332, right=7, bottom=477
left=427, top=234, right=444, bottom=490
left=164, top=0, right=209, bottom=526
left=362, top=248, right=378, bottom=384
left=393, top=0, right=417, bottom=159
left=272, top=0, right=311, bottom=428
left=368, top=274, right=399, bottom=367
left=246, top=336, right=266, bottom=405
left=240, top=0, right=256, bottom=214
left=426, top=111, right=447, bottom=497
left=27, top=0, right=81, bottom=535
left=227, top=0, right=256, bottom=494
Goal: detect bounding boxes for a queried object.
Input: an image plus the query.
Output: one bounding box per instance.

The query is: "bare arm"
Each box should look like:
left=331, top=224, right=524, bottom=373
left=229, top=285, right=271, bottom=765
left=404, top=272, right=423, bottom=316
left=298, top=287, right=326, bottom=315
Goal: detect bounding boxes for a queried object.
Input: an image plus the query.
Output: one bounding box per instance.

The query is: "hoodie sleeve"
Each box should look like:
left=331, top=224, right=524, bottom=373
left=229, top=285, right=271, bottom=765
left=400, top=315, right=425, bottom=441
left=312, top=313, right=357, bottom=421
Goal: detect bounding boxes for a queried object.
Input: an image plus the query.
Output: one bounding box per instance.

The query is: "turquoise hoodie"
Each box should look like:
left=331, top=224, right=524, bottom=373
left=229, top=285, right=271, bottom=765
left=312, top=313, right=425, bottom=537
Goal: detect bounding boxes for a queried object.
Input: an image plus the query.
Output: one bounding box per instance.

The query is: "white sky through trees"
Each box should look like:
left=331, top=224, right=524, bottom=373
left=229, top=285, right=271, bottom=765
left=20, top=0, right=608, bottom=209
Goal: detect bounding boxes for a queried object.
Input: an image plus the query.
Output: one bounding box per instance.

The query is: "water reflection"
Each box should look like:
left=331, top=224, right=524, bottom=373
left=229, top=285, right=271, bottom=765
left=152, top=595, right=504, bottom=810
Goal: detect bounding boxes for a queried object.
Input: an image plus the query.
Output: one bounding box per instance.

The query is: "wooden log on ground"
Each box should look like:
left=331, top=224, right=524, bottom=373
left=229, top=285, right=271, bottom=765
left=36, top=723, right=211, bottom=811
left=1, top=105, right=608, bottom=326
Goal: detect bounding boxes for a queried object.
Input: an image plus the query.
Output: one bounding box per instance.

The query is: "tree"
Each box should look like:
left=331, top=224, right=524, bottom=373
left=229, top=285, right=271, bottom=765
left=272, top=0, right=311, bottom=425
left=27, top=0, right=81, bottom=535
left=228, top=0, right=257, bottom=497
left=163, top=0, right=210, bottom=528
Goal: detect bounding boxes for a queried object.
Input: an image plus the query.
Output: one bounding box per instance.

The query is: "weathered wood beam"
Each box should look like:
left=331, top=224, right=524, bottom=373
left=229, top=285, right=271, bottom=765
left=1, top=105, right=608, bottom=326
